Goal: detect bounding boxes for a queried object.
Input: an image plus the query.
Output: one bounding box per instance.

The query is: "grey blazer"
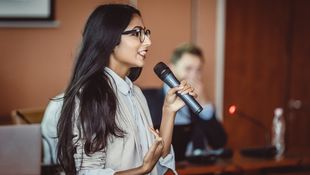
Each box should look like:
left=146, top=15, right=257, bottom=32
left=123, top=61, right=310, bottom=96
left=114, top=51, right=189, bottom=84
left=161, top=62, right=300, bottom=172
left=42, top=72, right=177, bottom=175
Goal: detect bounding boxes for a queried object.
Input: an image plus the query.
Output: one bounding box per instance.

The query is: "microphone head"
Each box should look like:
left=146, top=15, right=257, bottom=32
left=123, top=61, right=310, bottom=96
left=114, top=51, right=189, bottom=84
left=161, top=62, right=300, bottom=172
left=153, top=62, right=171, bottom=80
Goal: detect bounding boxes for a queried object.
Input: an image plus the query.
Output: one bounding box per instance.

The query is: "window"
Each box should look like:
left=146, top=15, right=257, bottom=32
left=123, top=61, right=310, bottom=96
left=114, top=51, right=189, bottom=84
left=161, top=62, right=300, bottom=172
left=0, top=0, right=54, bottom=21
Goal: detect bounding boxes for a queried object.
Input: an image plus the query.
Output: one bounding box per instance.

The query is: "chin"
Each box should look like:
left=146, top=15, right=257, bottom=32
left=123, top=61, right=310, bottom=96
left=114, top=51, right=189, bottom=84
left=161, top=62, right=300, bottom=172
left=129, top=64, right=144, bottom=69
left=134, top=60, right=145, bottom=67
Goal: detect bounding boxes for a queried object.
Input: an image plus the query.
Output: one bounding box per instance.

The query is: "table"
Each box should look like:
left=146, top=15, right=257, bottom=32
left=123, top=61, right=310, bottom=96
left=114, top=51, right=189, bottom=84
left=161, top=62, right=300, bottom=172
left=167, top=151, right=310, bottom=175
left=41, top=149, right=310, bottom=175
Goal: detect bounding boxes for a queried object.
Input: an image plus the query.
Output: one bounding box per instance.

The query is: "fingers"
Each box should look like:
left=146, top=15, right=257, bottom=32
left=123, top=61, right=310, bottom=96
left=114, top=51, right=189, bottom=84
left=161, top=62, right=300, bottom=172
left=148, top=127, right=164, bottom=152
left=149, top=127, right=161, bottom=140
left=189, top=91, right=198, bottom=98
left=167, top=80, right=190, bottom=95
left=167, top=86, right=182, bottom=96
left=146, top=137, right=161, bottom=156
left=145, top=136, right=163, bottom=161
left=143, top=140, right=163, bottom=173
left=178, top=80, right=195, bottom=95
left=165, top=80, right=198, bottom=110
left=179, top=86, right=194, bottom=95
left=142, top=129, right=164, bottom=172
left=149, top=127, right=163, bottom=152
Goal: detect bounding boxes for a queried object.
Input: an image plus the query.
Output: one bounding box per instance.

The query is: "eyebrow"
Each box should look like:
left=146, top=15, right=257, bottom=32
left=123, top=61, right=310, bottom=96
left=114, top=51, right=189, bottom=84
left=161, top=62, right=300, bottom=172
left=132, top=25, right=145, bottom=30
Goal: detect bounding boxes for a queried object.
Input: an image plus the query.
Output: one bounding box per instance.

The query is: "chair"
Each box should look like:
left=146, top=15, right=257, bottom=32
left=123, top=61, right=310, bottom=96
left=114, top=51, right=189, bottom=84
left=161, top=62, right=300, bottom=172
left=11, top=107, right=45, bottom=124
left=0, top=124, right=41, bottom=175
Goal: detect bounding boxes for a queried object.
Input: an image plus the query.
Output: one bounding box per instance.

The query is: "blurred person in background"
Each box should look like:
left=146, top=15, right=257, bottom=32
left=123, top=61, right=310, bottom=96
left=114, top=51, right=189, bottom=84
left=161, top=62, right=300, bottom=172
left=143, top=43, right=227, bottom=163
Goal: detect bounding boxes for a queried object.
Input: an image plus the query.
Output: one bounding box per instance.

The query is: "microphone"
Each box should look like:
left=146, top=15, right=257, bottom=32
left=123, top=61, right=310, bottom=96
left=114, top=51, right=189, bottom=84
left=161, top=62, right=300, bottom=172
left=154, top=62, right=203, bottom=114
left=228, top=105, right=270, bottom=145
left=228, top=105, right=277, bottom=158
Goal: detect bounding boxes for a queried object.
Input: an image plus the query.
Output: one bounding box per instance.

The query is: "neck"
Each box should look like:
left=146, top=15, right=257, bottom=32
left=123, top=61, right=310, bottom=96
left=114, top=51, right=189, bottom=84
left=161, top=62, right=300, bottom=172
left=109, top=57, right=129, bottom=79
left=108, top=66, right=128, bottom=79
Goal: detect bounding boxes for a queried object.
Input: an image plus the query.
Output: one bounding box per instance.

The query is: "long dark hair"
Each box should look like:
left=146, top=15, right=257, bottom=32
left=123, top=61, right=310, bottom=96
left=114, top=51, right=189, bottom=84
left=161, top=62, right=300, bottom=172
left=56, top=4, right=141, bottom=174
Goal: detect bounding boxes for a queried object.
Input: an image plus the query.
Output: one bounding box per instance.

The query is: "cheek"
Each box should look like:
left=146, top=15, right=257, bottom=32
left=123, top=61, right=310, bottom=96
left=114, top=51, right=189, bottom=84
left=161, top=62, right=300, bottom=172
left=117, top=41, right=139, bottom=57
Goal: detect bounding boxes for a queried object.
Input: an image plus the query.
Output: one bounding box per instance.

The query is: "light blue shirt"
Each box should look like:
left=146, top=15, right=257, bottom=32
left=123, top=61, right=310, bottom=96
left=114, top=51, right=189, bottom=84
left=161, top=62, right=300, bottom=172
left=163, top=84, right=214, bottom=125
left=104, top=68, right=176, bottom=175
left=42, top=68, right=177, bottom=175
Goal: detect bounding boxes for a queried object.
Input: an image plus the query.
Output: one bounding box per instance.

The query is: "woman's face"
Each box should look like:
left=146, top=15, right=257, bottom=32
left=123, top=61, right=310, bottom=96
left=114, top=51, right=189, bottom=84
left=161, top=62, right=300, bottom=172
left=111, top=14, right=151, bottom=70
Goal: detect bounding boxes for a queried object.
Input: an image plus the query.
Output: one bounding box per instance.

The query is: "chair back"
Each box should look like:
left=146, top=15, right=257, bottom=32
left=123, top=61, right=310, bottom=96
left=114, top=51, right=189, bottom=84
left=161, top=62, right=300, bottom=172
left=11, top=108, right=45, bottom=124
left=0, top=124, right=41, bottom=175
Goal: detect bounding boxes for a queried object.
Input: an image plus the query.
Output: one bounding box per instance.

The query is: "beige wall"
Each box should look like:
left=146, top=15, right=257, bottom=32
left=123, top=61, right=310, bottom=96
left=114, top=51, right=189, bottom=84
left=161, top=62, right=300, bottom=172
left=0, top=0, right=128, bottom=116
left=0, top=0, right=217, bottom=116
left=135, top=0, right=192, bottom=87
left=195, top=0, right=217, bottom=103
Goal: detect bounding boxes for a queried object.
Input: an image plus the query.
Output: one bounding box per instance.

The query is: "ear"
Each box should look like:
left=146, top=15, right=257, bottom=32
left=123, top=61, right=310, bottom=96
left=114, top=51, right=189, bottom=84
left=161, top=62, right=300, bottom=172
left=113, top=44, right=119, bottom=53
left=113, top=37, right=122, bottom=52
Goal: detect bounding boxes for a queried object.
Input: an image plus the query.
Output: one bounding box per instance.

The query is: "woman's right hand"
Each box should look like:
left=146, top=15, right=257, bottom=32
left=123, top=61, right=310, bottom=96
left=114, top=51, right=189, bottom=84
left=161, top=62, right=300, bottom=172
left=141, top=128, right=164, bottom=173
left=115, top=128, right=164, bottom=175
left=163, top=80, right=197, bottom=113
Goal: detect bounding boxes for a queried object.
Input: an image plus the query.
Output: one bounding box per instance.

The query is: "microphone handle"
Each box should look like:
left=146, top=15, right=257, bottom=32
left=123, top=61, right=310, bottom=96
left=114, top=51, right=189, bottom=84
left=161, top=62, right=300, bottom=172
left=164, top=73, right=203, bottom=114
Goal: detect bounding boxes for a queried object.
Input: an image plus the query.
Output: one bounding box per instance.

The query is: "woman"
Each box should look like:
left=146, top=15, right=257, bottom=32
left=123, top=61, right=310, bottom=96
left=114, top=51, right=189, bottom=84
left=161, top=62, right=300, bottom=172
left=46, top=4, right=196, bottom=175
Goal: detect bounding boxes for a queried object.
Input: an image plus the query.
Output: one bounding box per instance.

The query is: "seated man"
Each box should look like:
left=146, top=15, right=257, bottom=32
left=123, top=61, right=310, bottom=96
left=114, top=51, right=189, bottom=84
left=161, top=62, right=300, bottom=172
left=143, top=43, right=227, bottom=162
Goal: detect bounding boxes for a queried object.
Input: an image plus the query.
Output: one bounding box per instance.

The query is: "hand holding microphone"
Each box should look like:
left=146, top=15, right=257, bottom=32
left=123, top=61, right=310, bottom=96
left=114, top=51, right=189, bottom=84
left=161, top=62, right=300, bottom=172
left=163, top=80, right=197, bottom=113
left=154, top=62, right=203, bottom=114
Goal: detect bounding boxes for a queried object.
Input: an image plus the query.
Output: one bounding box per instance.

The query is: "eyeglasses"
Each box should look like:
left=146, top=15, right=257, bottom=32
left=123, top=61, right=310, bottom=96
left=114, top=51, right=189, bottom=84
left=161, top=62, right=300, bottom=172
left=122, top=26, right=151, bottom=43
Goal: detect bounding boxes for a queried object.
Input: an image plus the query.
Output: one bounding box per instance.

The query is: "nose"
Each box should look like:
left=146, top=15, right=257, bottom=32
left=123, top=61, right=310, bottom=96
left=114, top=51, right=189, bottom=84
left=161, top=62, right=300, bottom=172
left=143, top=35, right=151, bottom=46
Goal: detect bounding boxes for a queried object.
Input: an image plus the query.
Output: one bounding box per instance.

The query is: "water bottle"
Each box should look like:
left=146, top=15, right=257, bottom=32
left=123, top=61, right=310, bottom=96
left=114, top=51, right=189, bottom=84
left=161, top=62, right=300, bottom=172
left=272, top=108, right=285, bottom=156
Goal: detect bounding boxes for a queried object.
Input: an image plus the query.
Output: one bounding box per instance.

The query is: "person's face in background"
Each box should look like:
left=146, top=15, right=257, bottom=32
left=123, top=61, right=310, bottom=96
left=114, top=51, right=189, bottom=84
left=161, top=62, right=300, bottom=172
left=111, top=14, right=151, bottom=70
left=171, top=53, right=203, bottom=83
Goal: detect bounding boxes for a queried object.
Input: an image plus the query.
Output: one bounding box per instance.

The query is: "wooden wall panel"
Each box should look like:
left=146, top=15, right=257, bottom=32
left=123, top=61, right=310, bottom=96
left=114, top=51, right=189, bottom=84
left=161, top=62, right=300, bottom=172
left=223, top=0, right=291, bottom=148
left=286, top=0, right=310, bottom=152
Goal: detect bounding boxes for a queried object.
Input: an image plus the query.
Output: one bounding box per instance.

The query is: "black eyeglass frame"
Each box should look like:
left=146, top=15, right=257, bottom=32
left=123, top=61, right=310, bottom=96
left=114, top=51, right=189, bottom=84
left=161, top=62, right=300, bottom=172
left=122, top=26, right=151, bottom=43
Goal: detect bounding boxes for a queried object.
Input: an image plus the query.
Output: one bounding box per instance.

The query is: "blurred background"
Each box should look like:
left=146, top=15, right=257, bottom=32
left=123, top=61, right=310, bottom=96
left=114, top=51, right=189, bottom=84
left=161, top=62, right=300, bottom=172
left=0, top=0, right=309, bottom=167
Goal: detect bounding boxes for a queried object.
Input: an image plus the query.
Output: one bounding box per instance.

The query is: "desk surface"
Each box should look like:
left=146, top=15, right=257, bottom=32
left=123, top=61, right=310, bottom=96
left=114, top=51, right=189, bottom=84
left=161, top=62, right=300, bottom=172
left=168, top=151, right=310, bottom=175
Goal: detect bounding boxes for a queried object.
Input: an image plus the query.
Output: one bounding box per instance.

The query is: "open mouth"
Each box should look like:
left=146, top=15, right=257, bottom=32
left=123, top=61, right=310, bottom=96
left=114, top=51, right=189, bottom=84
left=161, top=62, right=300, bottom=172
left=138, top=50, right=148, bottom=59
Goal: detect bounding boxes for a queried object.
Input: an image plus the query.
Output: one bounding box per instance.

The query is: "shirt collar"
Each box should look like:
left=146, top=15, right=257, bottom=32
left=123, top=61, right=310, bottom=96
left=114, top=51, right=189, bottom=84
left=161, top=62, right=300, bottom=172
left=104, top=67, right=133, bottom=95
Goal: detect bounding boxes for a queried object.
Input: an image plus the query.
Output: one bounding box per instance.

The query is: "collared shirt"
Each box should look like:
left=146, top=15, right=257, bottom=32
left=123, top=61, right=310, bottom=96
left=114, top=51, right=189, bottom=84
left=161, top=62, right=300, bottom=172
left=163, top=84, right=214, bottom=125
left=104, top=68, right=149, bottom=157
left=41, top=68, right=176, bottom=175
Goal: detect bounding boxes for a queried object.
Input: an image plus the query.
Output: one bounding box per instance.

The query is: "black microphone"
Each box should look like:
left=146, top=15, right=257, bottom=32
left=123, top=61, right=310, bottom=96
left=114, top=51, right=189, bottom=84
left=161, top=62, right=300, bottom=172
left=228, top=105, right=277, bottom=158
left=228, top=105, right=270, bottom=145
left=154, top=62, right=203, bottom=114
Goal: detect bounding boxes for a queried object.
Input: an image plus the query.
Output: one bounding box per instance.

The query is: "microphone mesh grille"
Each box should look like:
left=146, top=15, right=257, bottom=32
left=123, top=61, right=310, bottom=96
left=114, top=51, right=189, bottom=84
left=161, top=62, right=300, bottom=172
left=153, top=62, right=169, bottom=78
